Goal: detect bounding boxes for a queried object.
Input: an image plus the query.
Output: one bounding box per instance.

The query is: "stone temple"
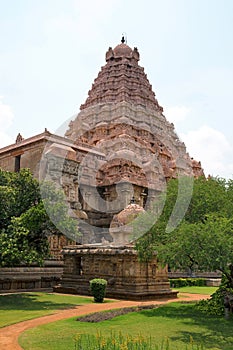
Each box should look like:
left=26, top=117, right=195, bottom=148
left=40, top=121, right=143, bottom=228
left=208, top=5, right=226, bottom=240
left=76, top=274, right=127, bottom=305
left=0, top=38, right=204, bottom=299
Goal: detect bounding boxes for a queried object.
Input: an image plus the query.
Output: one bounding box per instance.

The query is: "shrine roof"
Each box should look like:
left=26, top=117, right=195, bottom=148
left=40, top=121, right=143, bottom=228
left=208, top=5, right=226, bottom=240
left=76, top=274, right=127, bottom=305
left=80, top=40, right=163, bottom=112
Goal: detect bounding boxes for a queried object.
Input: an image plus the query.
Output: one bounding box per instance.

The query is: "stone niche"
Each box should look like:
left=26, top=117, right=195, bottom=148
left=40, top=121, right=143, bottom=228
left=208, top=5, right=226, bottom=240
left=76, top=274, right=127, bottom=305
left=54, top=245, right=177, bottom=300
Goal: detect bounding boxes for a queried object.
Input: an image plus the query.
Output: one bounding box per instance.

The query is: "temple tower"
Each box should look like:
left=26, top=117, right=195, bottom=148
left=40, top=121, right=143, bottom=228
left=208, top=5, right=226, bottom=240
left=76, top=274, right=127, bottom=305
left=65, top=39, right=204, bottom=241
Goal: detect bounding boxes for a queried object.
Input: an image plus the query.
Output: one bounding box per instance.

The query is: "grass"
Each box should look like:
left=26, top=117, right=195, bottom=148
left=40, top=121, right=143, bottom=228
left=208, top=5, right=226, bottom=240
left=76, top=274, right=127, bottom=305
left=175, top=286, right=218, bottom=295
left=19, top=302, right=233, bottom=350
left=73, top=332, right=206, bottom=350
left=0, top=292, right=94, bottom=328
left=0, top=286, right=226, bottom=350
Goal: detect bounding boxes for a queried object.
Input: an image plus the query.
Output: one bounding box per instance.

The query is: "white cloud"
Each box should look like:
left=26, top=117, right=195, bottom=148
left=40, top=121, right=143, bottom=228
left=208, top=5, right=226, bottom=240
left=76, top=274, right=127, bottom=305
left=164, top=105, right=191, bottom=123
left=0, top=98, right=14, bottom=147
left=181, top=125, right=233, bottom=179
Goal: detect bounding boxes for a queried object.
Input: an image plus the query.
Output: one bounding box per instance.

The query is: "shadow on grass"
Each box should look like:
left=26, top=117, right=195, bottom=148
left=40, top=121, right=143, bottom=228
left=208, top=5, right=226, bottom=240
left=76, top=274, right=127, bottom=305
left=139, top=302, right=233, bottom=349
left=0, top=293, right=78, bottom=311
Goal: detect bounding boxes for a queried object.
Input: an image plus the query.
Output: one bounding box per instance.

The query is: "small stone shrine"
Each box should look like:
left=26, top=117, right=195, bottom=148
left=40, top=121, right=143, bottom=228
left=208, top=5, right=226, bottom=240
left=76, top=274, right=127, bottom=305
left=55, top=245, right=175, bottom=300
left=54, top=201, right=176, bottom=300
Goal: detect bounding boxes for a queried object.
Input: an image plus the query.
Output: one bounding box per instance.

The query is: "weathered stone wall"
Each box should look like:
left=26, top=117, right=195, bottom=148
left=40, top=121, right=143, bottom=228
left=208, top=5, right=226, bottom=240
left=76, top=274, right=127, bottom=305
left=48, top=235, right=79, bottom=260
left=0, top=261, right=63, bottom=293
left=0, top=139, right=47, bottom=176
left=169, top=271, right=222, bottom=286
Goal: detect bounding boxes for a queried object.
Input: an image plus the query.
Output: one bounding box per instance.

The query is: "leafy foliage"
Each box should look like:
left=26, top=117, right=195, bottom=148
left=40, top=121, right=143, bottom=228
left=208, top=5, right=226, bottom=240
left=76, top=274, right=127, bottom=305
left=0, top=168, right=40, bottom=230
left=197, top=276, right=233, bottom=316
left=0, top=169, right=79, bottom=266
left=169, top=278, right=206, bottom=288
left=135, top=176, right=233, bottom=314
left=90, top=278, right=107, bottom=303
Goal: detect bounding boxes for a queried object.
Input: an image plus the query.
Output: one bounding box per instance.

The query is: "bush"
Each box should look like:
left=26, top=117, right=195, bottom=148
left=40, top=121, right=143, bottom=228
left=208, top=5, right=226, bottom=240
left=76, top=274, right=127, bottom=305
left=169, top=278, right=206, bottom=288
left=90, top=278, right=107, bottom=303
left=196, top=276, right=233, bottom=316
left=186, top=278, right=206, bottom=286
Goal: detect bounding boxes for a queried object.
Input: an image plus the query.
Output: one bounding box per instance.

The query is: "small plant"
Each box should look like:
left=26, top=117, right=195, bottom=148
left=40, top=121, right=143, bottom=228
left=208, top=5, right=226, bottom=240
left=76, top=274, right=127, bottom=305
left=89, top=278, right=107, bottom=303
left=74, top=332, right=205, bottom=349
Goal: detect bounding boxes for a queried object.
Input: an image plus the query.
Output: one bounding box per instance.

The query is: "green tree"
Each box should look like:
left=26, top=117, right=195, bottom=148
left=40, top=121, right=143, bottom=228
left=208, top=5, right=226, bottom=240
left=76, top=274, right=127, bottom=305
left=185, top=176, right=228, bottom=223
left=135, top=176, right=233, bottom=288
left=0, top=168, right=40, bottom=229
left=0, top=169, right=80, bottom=266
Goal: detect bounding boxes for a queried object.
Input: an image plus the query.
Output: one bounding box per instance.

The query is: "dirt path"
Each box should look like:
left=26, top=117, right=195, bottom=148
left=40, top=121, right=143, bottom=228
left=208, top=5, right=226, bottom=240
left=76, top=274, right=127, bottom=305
left=0, top=293, right=209, bottom=350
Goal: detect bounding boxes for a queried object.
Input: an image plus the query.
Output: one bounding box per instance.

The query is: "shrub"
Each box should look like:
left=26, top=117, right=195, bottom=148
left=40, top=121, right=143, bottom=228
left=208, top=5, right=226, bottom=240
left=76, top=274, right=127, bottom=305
left=187, top=278, right=206, bottom=286
left=196, top=276, right=233, bottom=316
left=90, top=278, right=107, bottom=303
left=169, top=278, right=206, bottom=288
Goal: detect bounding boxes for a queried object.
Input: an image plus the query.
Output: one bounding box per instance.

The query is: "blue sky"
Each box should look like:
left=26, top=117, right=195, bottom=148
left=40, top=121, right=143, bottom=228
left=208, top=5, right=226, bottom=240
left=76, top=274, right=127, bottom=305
left=0, top=0, right=233, bottom=178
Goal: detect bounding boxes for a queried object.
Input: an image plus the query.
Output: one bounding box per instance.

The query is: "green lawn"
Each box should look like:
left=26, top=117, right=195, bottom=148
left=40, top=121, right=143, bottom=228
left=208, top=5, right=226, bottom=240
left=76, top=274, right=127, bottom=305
left=0, top=287, right=217, bottom=329
left=19, top=302, right=233, bottom=350
left=175, top=286, right=218, bottom=295
left=0, top=292, right=93, bottom=328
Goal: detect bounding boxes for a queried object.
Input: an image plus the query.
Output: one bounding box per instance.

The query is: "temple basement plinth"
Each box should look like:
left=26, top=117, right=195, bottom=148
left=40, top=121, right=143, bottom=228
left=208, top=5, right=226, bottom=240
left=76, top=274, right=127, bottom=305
left=54, top=245, right=177, bottom=300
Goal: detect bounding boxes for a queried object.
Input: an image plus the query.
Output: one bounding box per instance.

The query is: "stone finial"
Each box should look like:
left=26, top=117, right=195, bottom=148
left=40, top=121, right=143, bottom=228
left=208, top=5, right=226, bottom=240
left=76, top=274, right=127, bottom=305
left=105, top=47, right=114, bottom=61
left=43, top=128, right=51, bottom=136
left=133, top=47, right=140, bottom=61
left=16, top=133, right=23, bottom=143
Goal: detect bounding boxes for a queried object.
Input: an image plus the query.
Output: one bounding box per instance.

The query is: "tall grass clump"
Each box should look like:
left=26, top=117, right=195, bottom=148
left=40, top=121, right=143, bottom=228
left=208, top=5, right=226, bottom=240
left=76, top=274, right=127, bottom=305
left=74, top=331, right=205, bottom=350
